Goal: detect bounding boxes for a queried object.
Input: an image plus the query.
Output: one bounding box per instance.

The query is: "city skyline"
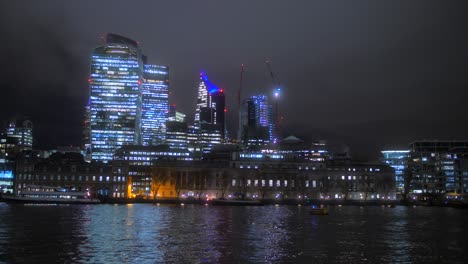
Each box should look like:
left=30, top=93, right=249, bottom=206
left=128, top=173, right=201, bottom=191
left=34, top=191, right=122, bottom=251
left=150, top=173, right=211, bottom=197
left=1, top=0, right=467, bottom=161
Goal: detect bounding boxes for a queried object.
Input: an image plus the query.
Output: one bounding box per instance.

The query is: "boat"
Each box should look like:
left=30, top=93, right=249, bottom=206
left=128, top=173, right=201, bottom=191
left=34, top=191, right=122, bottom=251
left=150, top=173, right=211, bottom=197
left=3, top=185, right=100, bottom=204
left=210, top=199, right=264, bottom=206
left=308, top=205, right=329, bottom=215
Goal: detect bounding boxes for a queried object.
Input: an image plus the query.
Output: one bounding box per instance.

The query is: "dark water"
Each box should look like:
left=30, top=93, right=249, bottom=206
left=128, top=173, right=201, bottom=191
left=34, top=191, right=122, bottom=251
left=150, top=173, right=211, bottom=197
left=0, top=203, right=467, bottom=263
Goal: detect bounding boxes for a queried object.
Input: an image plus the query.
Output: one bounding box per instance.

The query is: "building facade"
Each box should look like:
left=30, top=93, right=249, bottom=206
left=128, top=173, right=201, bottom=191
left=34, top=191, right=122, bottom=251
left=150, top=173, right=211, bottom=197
left=406, top=140, right=468, bottom=200
left=381, top=150, right=410, bottom=195
left=6, top=116, right=33, bottom=153
left=192, top=72, right=225, bottom=154
left=88, top=34, right=143, bottom=162
left=14, top=151, right=128, bottom=198
left=241, top=95, right=274, bottom=148
left=88, top=33, right=170, bottom=162
left=141, top=64, right=169, bottom=146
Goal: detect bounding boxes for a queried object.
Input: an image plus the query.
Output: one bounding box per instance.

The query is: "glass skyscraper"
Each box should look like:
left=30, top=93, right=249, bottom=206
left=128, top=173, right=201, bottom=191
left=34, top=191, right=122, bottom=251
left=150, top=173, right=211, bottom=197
left=192, top=72, right=225, bottom=153
left=141, top=65, right=169, bottom=146
left=242, top=95, right=274, bottom=147
left=89, top=34, right=143, bottom=162
left=88, top=34, right=170, bottom=161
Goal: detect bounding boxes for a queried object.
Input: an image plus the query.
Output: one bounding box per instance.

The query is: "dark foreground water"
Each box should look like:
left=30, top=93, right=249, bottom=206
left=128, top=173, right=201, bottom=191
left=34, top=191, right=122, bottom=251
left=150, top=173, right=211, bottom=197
left=0, top=203, right=467, bottom=263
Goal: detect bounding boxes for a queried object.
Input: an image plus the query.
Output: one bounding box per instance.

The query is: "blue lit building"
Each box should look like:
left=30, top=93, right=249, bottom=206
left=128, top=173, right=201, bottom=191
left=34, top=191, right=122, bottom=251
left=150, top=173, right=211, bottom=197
left=89, top=34, right=143, bottom=162
left=381, top=150, right=410, bottom=195
left=193, top=72, right=225, bottom=153
left=242, top=95, right=274, bottom=148
left=0, top=133, right=15, bottom=193
left=141, top=64, right=169, bottom=146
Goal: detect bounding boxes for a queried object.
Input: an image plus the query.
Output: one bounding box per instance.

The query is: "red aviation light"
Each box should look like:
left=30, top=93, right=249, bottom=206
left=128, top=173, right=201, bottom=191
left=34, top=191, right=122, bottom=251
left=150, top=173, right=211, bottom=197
left=224, top=108, right=227, bottom=113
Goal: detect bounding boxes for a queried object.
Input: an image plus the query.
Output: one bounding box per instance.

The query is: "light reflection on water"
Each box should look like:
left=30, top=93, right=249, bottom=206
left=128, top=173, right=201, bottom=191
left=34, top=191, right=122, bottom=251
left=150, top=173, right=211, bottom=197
left=0, top=203, right=467, bottom=263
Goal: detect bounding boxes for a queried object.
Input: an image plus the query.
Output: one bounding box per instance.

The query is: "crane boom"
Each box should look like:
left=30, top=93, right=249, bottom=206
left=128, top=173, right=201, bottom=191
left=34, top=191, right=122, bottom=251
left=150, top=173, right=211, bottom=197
left=265, top=59, right=282, bottom=144
left=238, top=64, right=244, bottom=108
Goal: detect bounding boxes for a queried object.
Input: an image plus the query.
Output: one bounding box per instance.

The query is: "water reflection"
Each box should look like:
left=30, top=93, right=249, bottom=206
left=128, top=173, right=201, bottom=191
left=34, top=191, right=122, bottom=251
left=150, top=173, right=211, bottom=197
left=1, top=203, right=468, bottom=263
left=0, top=204, right=88, bottom=263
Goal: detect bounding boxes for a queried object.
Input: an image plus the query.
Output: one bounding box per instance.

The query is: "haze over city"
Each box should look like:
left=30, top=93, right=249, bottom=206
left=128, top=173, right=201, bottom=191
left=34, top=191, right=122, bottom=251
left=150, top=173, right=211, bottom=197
left=1, top=0, right=467, bottom=161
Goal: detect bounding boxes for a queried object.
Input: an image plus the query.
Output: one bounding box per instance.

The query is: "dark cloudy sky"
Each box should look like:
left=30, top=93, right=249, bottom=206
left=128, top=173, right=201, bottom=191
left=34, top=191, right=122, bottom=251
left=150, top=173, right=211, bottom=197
left=1, top=0, right=467, bottom=161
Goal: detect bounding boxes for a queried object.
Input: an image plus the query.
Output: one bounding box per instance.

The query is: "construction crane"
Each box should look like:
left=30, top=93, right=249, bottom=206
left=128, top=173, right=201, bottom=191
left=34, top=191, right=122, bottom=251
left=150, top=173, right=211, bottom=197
left=237, top=64, right=245, bottom=142
left=266, top=59, right=282, bottom=143
left=238, top=64, right=244, bottom=109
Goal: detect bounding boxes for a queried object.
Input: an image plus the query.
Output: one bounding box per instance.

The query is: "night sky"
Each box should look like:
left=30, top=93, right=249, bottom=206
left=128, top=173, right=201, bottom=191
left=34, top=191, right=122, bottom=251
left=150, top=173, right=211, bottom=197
left=1, top=0, right=467, bottom=161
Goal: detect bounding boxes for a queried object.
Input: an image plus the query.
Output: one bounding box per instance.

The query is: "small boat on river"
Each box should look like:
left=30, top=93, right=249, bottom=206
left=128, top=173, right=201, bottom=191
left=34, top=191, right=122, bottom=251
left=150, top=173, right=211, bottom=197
left=210, top=199, right=264, bottom=206
left=308, top=205, right=329, bottom=215
left=3, top=185, right=100, bottom=204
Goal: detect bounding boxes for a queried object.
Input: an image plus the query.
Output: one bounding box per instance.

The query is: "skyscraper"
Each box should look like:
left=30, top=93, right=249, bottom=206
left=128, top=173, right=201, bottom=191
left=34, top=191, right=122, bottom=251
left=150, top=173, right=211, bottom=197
left=89, top=34, right=143, bottom=162
left=88, top=34, right=170, bottom=161
left=192, top=72, right=225, bottom=153
left=194, top=72, right=224, bottom=129
left=141, top=64, right=169, bottom=146
left=241, top=95, right=274, bottom=148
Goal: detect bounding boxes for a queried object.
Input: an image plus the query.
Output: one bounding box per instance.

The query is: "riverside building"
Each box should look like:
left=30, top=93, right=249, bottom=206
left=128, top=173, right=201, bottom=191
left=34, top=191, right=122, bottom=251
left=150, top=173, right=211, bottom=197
left=406, top=140, right=468, bottom=200
left=381, top=150, right=410, bottom=195
left=14, top=151, right=128, bottom=198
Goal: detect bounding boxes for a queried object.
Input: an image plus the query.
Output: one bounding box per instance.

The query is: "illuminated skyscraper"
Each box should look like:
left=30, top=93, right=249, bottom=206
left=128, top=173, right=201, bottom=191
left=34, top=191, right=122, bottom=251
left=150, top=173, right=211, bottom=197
left=241, top=95, right=274, bottom=147
left=89, top=34, right=143, bottom=162
left=210, top=90, right=226, bottom=140
left=194, top=72, right=223, bottom=128
left=141, top=64, right=169, bottom=146
left=192, top=72, right=225, bottom=153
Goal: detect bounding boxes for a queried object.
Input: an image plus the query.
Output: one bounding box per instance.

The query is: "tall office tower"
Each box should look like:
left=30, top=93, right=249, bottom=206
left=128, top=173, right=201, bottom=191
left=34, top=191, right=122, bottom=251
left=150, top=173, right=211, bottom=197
left=89, top=33, right=143, bottom=162
left=6, top=116, right=33, bottom=152
left=194, top=72, right=225, bottom=130
left=242, top=95, right=274, bottom=148
left=192, top=72, right=225, bottom=154
left=209, top=90, right=226, bottom=140
left=141, top=64, right=169, bottom=146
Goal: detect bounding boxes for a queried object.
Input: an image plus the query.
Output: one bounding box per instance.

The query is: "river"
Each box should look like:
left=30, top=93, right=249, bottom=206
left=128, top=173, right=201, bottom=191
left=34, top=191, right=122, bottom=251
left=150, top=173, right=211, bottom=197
left=0, top=203, right=467, bottom=263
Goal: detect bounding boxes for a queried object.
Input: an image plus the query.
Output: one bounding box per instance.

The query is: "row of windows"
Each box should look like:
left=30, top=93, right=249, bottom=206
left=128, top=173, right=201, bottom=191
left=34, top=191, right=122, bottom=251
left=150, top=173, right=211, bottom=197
left=17, top=174, right=126, bottom=182
left=231, top=179, right=318, bottom=188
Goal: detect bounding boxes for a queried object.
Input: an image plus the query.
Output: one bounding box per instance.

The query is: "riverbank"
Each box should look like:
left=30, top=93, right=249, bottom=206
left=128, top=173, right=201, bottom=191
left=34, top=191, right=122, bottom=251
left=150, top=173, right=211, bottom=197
left=95, top=197, right=468, bottom=209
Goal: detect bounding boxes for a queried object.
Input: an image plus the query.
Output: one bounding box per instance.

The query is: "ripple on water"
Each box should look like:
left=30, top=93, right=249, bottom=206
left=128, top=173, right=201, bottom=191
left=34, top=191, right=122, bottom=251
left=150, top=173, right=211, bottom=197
left=0, top=204, right=468, bottom=263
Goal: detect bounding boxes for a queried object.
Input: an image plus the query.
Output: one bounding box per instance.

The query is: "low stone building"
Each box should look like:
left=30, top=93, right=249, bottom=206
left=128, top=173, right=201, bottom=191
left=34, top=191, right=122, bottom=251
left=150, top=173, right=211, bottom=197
left=14, top=151, right=128, bottom=198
